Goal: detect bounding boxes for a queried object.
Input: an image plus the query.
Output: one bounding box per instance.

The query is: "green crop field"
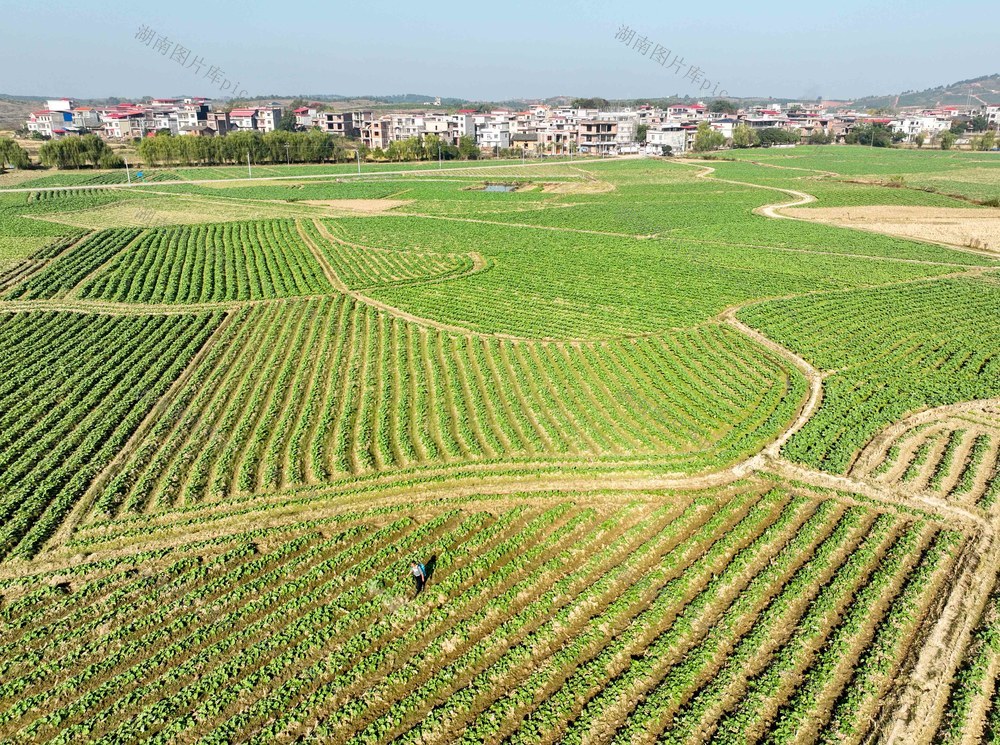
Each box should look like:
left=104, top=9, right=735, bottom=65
left=0, top=147, right=999, bottom=743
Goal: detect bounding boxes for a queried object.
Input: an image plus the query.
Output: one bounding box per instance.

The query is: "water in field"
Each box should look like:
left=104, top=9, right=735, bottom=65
left=482, top=184, right=517, bottom=192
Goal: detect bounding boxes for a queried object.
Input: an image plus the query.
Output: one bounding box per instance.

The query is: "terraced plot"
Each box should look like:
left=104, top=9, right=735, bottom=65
left=303, top=218, right=477, bottom=289
left=853, top=401, right=1000, bottom=509
left=93, top=297, right=802, bottom=515
left=79, top=219, right=331, bottom=303
left=0, top=151, right=998, bottom=743
left=6, top=227, right=142, bottom=299
left=739, top=275, right=1000, bottom=473
left=0, top=310, right=221, bottom=559
left=0, top=486, right=963, bottom=743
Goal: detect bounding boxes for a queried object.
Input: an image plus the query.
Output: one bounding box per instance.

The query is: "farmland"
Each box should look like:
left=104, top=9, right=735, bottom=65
left=0, top=147, right=999, bottom=742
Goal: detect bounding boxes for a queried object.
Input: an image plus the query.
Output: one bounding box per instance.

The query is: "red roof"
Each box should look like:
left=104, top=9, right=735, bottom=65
left=457, top=109, right=477, bottom=114
left=294, top=107, right=310, bottom=113
left=31, top=110, right=52, bottom=116
left=229, top=109, right=256, bottom=116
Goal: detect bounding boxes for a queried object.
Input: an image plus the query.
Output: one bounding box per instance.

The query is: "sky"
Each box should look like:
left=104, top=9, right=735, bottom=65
left=2, top=0, right=996, bottom=102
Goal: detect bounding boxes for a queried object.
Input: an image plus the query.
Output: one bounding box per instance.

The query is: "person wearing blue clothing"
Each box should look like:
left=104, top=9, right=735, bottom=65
left=410, top=561, right=427, bottom=595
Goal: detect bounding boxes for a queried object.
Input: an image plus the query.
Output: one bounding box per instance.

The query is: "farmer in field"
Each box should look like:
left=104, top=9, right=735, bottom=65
left=410, top=560, right=428, bottom=595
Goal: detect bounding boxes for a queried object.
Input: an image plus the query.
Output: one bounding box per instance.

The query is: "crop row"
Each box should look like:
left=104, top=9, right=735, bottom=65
left=0, top=310, right=222, bottom=559
left=739, top=277, right=1000, bottom=473
left=79, top=219, right=331, bottom=303
left=302, top=218, right=475, bottom=289
left=0, top=490, right=954, bottom=742
left=0, top=500, right=638, bottom=741
left=6, top=227, right=143, bottom=300
left=94, top=296, right=799, bottom=513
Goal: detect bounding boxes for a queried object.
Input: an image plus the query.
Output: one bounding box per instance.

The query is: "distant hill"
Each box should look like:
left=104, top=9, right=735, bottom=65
left=851, top=74, right=1000, bottom=110
left=0, top=98, right=44, bottom=131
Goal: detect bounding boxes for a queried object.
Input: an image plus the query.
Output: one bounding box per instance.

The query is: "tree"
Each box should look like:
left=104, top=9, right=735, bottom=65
left=949, top=119, right=967, bottom=135
left=971, top=130, right=997, bottom=151
left=0, top=138, right=30, bottom=171
left=807, top=130, right=833, bottom=145
left=635, top=124, right=648, bottom=145
left=971, top=115, right=989, bottom=132
left=39, top=135, right=120, bottom=169
left=731, top=123, right=758, bottom=148
left=756, top=127, right=799, bottom=146
left=661, top=145, right=673, bottom=156
left=914, top=131, right=926, bottom=148
left=940, top=131, right=957, bottom=150
left=708, top=99, right=737, bottom=114
left=692, top=121, right=725, bottom=152
left=277, top=111, right=298, bottom=132
left=458, top=135, right=479, bottom=160
left=571, top=97, right=609, bottom=110
left=848, top=124, right=892, bottom=147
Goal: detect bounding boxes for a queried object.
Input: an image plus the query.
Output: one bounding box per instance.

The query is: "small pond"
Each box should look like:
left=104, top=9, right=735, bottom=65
left=482, top=184, right=517, bottom=192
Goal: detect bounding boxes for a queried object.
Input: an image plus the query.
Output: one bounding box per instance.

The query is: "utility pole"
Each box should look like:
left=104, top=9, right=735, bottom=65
left=356, top=147, right=361, bottom=175
left=284, top=142, right=291, bottom=165
left=438, top=141, right=442, bottom=168
left=247, top=151, right=252, bottom=178
left=124, top=156, right=131, bottom=185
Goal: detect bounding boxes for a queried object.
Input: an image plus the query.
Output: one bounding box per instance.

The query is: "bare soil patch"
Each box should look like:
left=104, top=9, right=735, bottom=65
left=298, top=198, right=413, bottom=213
left=783, top=205, right=1000, bottom=253
left=540, top=180, right=615, bottom=194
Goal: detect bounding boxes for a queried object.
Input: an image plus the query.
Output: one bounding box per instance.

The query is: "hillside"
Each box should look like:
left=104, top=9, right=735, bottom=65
left=852, top=73, right=1000, bottom=110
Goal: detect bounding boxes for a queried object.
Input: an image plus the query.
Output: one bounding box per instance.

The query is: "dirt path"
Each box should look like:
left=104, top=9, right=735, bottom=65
left=0, top=158, right=618, bottom=194
left=720, top=310, right=823, bottom=470
left=875, top=529, right=999, bottom=745
left=682, top=160, right=1000, bottom=263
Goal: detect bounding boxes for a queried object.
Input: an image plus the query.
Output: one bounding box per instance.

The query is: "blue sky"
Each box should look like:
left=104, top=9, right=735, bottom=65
left=3, top=0, right=996, bottom=101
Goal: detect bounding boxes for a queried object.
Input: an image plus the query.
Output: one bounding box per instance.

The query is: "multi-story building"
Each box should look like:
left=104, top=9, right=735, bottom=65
left=982, top=104, right=1000, bottom=128
left=537, top=117, right=577, bottom=151
left=100, top=111, right=146, bottom=139
left=228, top=108, right=259, bottom=131
left=477, top=120, right=511, bottom=150
left=596, top=111, right=639, bottom=145
left=577, top=120, right=617, bottom=153
left=256, top=105, right=282, bottom=133
left=889, top=115, right=952, bottom=143
left=26, top=109, right=75, bottom=138
left=71, top=107, right=101, bottom=130
left=207, top=111, right=231, bottom=135
left=176, top=99, right=210, bottom=131
left=318, top=111, right=359, bottom=137
left=361, top=116, right=390, bottom=150
left=294, top=106, right=320, bottom=129
left=389, top=114, right=425, bottom=141
left=646, top=123, right=689, bottom=154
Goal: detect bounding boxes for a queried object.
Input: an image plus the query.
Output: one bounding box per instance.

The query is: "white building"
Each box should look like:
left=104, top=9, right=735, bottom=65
left=256, top=105, right=282, bottom=133
left=890, top=115, right=952, bottom=143
left=646, top=124, right=689, bottom=154
left=477, top=121, right=511, bottom=149
left=982, top=104, right=1000, bottom=128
